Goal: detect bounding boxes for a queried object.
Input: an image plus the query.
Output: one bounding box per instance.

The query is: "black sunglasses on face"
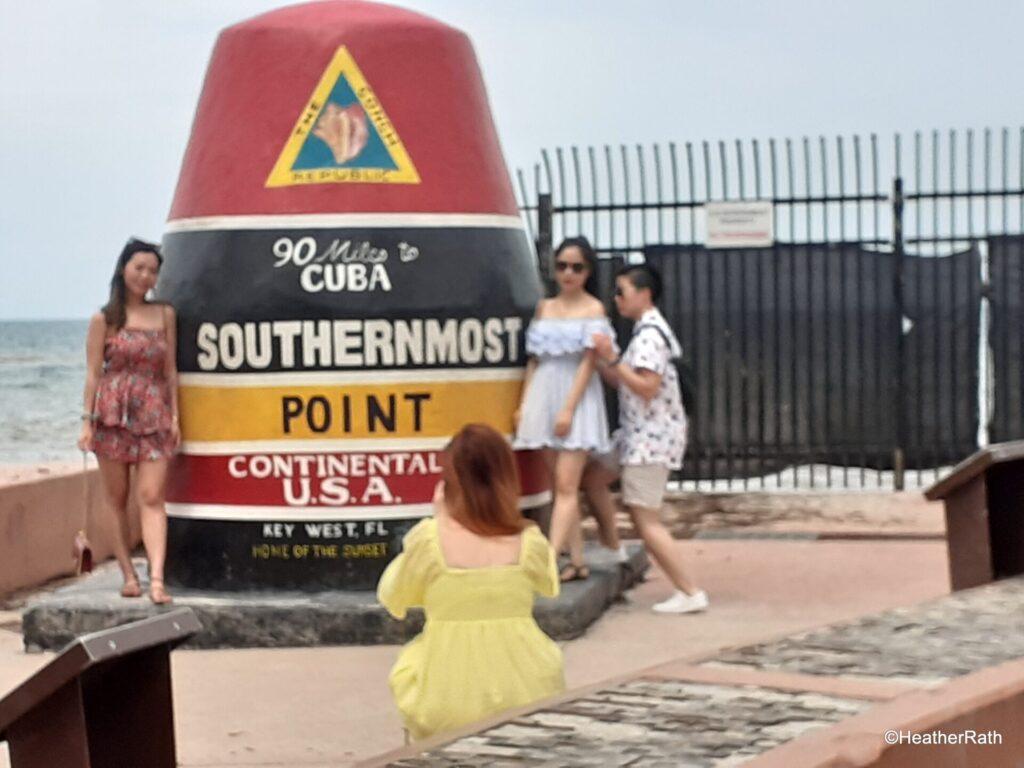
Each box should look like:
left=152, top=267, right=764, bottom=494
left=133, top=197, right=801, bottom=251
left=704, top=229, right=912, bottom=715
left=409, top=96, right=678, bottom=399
left=555, top=260, right=586, bottom=274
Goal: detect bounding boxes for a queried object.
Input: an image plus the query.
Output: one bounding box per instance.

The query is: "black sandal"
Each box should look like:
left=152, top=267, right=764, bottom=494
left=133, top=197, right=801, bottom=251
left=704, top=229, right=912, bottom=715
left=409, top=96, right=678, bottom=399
left=559, top=563, right=590, bottom=583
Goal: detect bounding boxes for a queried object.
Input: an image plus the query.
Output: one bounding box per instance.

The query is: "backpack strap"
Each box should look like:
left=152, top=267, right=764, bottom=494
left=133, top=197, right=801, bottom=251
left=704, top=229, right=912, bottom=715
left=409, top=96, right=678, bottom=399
left=634, top=322, right=696, bottom=413
left=633, top=322, right=679, bottom=361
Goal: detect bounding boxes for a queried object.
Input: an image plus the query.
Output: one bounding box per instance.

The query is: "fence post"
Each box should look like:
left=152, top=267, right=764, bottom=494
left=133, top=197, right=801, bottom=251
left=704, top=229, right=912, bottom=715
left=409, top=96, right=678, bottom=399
left=536, top=192, right=554, bottom=286
left=892, top=176, right=907, bottom=491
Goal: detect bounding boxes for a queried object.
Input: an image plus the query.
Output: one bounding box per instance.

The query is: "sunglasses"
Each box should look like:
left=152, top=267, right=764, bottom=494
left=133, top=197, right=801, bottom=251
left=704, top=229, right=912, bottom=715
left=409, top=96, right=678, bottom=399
left=555, top=260, right=587, bottom=274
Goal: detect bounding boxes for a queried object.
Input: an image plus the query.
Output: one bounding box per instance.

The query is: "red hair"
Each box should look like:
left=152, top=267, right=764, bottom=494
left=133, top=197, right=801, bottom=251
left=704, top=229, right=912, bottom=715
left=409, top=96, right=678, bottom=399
left=441, top=424, right=527, bottom=536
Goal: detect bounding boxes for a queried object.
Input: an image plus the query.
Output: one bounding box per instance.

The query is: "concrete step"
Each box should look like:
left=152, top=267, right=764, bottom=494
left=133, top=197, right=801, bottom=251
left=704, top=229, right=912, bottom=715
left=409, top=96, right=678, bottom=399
left=21, top=545, right=648, bottom=651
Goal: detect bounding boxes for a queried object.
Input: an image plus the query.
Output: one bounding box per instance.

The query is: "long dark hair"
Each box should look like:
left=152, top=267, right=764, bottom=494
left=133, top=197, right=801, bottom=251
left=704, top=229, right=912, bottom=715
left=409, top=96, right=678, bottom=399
left=102, top=238, right=163, bottom=329
left=553, top=236, right=600, bottom=298
left=441, top=423, right=528, bottom=536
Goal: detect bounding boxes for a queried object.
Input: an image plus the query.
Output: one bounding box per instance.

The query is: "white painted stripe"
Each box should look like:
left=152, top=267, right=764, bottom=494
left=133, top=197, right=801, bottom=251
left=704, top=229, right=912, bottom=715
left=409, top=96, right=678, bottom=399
left=179, top=367, right=524, bottom=387
left=180, top=437, right=457, bottom=454
left=166, top=492, right=551, bottom=521
left=180, top=430, right=540, bottom=454
left=518, top=492, right=551, bottom=510
left=167, top=502, right=432, bottom=520
left=165, top=213, right=527, bottom=234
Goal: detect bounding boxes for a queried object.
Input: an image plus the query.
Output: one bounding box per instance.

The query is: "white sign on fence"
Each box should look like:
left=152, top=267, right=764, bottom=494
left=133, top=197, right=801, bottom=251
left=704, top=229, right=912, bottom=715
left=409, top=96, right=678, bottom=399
left=705, top=201, right=774, bottom=248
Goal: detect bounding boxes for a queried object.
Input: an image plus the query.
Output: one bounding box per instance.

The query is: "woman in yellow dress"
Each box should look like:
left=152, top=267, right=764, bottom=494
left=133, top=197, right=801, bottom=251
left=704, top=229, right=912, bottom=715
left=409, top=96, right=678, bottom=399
left=377, top=423, right=565, bottom=741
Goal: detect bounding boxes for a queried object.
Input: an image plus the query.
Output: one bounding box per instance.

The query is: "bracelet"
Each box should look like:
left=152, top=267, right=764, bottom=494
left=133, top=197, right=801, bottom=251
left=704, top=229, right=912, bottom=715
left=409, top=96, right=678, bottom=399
left=80, top=413, right=96, bottom=422
left=603, top=356, right=621, bottom=368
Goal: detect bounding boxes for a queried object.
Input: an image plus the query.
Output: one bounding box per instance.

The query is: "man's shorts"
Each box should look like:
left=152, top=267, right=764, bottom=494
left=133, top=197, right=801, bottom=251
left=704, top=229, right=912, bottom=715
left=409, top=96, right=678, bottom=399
left=592, top=451, right=671, bottom=510
left=620, top=464, right=672, bottom=510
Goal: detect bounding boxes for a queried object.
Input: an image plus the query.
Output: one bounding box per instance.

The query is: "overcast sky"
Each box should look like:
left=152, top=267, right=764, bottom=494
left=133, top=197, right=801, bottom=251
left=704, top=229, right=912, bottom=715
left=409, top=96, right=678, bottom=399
left=1, top=0, right=1022, bottom=319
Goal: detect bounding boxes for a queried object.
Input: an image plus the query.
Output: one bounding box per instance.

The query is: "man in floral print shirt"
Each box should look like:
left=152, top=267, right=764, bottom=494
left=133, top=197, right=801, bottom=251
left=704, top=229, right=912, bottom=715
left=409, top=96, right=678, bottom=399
left=616, top=307, right=687, bottom=471
left=591, top=264, right=709, bottom=614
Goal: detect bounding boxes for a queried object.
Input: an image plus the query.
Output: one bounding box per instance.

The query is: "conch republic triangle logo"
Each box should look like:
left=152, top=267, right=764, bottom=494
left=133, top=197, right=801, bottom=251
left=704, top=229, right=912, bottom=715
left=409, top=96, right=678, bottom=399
left=266, top=46, right=420, bottom=187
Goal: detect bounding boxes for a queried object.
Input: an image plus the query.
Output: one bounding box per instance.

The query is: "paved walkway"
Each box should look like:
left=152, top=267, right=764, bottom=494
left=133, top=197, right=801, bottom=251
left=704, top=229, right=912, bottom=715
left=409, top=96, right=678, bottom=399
left=599, top=489, right=946, bottom=540
left=365, top=578, right=1024, bottom=767
left=0, top=536, right=950, bottom=768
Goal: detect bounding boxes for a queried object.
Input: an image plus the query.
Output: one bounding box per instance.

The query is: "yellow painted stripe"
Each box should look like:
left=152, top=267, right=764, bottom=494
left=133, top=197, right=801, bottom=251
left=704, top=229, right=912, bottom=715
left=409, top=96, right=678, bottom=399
left=180, top=379, right=520, bottom=442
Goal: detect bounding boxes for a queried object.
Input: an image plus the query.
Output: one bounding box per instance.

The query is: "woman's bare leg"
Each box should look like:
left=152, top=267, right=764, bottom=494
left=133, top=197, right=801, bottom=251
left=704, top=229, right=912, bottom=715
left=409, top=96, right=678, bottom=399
left=97, top=458, right=136, bottom=588
left=546, top=450, right=589, bottom=562
left=565, top=512, right=586, bottom=568
left=135, top=458, right=171, bottom=601
left=581, top=460, right=622, bottom=550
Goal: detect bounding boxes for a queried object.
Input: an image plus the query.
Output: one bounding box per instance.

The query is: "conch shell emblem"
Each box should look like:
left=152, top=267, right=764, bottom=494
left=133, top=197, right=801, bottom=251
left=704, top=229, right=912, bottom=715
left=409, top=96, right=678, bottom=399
left=313, top=102, right=370, bottom=165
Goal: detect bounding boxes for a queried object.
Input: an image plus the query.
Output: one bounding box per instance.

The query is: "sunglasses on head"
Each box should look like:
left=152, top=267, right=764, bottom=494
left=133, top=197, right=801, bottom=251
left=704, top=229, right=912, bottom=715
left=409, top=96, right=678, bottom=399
left=555, top=260, right=586, bottom=274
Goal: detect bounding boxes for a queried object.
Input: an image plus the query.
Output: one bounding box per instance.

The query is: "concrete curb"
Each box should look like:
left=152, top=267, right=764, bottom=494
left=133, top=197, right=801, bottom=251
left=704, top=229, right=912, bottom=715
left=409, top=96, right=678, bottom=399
left=693, top=530, right=945, bottom=541
left=21, top=547, right=649, bottom=651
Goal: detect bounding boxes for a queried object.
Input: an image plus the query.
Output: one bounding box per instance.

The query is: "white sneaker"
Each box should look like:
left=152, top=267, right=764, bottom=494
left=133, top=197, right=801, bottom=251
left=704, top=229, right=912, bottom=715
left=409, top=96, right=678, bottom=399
left=652, top=589, right=709, bottom=614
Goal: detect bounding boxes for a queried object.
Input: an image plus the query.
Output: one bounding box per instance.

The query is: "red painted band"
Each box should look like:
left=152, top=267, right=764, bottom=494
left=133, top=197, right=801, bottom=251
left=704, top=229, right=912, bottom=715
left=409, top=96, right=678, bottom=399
left=169, top=2, right=516, bottom=219
left=167, top=449, right=550, bottom=507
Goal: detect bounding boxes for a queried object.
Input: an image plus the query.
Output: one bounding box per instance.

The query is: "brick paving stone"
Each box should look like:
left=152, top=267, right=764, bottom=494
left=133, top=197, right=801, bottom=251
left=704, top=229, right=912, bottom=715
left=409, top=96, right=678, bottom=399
left=703, top=576, right=1024, bottom=683
left=385, top=680, right=869, bottom=766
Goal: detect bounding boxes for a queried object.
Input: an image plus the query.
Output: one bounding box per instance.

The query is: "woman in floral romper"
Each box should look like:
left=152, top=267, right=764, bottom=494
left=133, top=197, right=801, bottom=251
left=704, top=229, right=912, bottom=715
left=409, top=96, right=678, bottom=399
left=78, top=238, right=180, bottom=604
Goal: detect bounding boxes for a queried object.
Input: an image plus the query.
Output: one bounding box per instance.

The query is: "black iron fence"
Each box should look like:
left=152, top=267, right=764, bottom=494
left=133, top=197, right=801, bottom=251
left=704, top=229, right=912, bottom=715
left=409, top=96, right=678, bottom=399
left=516, top=128, right=1024, bottom=490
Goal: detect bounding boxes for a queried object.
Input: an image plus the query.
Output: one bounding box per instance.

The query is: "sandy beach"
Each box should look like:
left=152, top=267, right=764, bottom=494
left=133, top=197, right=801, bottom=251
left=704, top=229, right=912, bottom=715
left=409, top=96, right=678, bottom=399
left=0, top=460, right=93, bottom=488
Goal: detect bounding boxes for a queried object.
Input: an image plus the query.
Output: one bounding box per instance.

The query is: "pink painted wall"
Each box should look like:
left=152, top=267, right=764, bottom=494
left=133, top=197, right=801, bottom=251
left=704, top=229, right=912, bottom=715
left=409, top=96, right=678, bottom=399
left=0, top=470, right=140, bottom=596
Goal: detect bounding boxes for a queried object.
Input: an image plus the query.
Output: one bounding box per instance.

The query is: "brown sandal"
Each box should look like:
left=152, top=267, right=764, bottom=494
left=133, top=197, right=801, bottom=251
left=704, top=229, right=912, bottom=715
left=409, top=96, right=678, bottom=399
left=149, top=578, right=173, bottom=605
left=120, top=573, right=142, bottom=598
left=559, top=563, right=590, bottom=583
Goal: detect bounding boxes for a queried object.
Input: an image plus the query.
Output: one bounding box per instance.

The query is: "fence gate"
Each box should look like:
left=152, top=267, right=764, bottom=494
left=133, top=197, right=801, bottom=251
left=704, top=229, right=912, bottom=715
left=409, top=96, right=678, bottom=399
left=517, top=129, right=1024, bottom=490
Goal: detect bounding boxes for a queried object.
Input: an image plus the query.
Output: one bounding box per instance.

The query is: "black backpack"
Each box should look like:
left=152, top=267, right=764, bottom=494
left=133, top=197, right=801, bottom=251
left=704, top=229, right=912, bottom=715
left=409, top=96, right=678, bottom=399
left=625, top=322, right=696, bottom=415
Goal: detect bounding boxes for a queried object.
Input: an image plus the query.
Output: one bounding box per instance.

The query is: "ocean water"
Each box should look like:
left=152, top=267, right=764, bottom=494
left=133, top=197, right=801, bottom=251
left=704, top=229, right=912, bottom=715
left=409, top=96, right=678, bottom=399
left=0, top=319, right=89, bottom=464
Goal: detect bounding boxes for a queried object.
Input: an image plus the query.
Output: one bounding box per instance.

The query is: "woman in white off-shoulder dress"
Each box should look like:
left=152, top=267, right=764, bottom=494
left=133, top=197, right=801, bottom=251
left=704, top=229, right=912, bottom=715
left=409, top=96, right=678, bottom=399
left=514, top=237, right=621, bottom=579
